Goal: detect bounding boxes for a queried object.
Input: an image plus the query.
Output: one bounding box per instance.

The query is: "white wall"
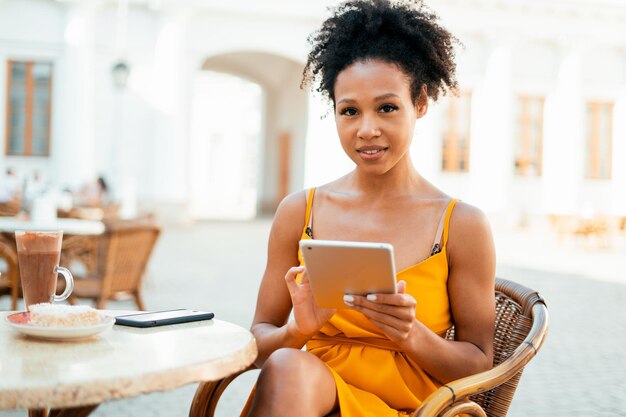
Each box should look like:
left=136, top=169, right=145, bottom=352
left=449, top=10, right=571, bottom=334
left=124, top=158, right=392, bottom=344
left=1, top=0, right=626, bottom=224
left=0, top=0, right=65, bottom=187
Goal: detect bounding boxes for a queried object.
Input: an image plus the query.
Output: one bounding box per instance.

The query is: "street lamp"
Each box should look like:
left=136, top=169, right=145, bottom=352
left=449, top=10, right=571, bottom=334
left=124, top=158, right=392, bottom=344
left=112, top=0, right=130, bottom=89
left=111, top=60, right=130, bottom=89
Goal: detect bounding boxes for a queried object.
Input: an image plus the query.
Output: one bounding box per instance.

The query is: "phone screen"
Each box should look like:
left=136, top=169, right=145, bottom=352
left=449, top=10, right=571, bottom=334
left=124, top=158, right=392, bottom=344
left=115, top=309, right=214, bottom=327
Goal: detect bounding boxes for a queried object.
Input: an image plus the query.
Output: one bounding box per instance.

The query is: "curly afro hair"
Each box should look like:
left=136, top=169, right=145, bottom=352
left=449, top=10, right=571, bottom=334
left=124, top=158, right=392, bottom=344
left=302, top=0, right=459, bottom=104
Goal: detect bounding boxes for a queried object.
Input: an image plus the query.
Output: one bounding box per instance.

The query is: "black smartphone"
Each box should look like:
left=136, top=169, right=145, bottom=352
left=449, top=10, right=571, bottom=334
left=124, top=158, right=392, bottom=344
left=115, top=309, right=215, bottom=328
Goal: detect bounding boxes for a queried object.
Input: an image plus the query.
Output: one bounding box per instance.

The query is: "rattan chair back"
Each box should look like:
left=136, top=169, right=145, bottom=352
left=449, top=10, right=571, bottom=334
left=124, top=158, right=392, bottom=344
left=69, top=218, right=161, bottom=310
left=99, top=220, right=160, bottom=309
left=474, top=279, right=542, bottom=416
left=0, top=200, right=19, bottom=217
left=0, top=235, right=19, bottom=310
left=103, top=224, right=160, bottom=294
left=423, top=278, right=548, bottom=417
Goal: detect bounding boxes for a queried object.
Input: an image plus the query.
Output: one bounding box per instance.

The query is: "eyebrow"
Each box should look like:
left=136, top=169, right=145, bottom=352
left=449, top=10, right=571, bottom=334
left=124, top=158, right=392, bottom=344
left=336, top=93, right=400, bottom=105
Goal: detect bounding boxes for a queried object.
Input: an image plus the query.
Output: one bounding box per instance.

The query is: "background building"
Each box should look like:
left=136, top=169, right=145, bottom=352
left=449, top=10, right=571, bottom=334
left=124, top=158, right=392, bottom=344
left=1, top=0, right=625, bottom=232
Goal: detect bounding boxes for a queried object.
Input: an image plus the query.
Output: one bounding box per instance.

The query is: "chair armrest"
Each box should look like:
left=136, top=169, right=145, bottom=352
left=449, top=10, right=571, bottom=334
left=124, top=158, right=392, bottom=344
left=189, top=365, right=257, bottom=417
left=413, top=302, right=549, bottom=417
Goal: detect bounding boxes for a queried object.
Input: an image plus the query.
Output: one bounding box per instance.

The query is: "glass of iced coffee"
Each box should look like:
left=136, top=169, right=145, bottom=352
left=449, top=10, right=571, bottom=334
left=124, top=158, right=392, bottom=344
left=15, top=230, right=74, bottom=311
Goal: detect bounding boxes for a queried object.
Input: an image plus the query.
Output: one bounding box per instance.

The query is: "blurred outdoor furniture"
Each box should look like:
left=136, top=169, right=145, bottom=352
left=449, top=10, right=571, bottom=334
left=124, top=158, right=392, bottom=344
left=0, top=200, right=20, bottom=217
left=548, top=214, right=616, bottom=247
left=68, top=218, right=161, bottom=310
left=0, top=310, right=257, bottom=417
left=0, top=217, right=106, bottom=236
left=189, top=277, right=549, bottom=417
left=0, top=235, right=19, bottom=310
left=57, top=204, right=120, bottom=221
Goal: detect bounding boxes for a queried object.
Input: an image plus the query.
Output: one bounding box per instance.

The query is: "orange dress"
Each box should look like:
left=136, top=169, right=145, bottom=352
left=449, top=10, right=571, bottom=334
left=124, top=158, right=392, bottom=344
left=243, top=188, right=458, bottom=416
left=301, top=188, right=457, bottom=416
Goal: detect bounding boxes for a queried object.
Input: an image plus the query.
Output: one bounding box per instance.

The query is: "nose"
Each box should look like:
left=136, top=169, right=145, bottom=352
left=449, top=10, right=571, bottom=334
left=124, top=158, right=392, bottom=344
left=357, top=115, right=381, bottom=140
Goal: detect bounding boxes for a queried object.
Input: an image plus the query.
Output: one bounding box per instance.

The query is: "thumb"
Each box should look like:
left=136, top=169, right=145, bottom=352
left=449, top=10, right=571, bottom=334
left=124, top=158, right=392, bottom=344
left=396, top=280, right=407, bottom=294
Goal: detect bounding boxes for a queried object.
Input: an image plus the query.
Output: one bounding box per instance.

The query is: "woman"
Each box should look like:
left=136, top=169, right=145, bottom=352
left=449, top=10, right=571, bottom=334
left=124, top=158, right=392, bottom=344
left=245, top=1, right=496, bottom=416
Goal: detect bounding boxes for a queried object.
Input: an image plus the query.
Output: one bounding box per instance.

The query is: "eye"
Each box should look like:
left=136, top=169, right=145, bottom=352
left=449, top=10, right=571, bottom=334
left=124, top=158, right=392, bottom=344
left=339, top=107, right=358, bottom=116
left=379, top=104, right=399, bottom=113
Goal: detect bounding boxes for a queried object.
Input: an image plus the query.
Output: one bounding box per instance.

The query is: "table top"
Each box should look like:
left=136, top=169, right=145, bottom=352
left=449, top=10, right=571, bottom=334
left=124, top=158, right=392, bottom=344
left=0, top=217, right=105, bottom=235
left=0, top=311, right=257, bottom=410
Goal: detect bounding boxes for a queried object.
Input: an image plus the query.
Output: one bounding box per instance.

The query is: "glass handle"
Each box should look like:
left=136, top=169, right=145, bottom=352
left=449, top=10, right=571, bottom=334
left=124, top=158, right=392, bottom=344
left=54, top=266, right=74, bottom=302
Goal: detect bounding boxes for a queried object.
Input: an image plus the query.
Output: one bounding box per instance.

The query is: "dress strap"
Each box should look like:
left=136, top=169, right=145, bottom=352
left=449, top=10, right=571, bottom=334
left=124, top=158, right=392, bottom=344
left=303, top=188, right=316, bottom=239
left=441, top=199, right=458, bottom=248
left=430, top=199, right=457, bottom=255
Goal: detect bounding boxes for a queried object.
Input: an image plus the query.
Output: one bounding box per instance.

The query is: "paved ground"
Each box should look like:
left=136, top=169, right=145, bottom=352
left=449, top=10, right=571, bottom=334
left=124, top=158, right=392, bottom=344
left=1, top=219, right=625, bottom=417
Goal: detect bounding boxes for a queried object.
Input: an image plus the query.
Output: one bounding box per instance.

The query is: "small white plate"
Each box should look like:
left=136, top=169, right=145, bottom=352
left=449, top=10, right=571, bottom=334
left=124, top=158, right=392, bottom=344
left=5, top=312, right=115, bottom=341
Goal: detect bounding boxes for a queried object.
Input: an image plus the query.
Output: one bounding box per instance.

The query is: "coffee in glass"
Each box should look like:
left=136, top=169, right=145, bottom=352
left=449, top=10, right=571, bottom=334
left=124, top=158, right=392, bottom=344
left=15, top=230, right=74, bottom=310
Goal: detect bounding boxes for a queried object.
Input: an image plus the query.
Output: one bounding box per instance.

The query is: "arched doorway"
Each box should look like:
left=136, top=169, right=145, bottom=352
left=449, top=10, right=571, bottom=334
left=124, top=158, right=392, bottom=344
left=189, top=51, right=308, bottom=220
left=189, top=71, right=262, bottom=219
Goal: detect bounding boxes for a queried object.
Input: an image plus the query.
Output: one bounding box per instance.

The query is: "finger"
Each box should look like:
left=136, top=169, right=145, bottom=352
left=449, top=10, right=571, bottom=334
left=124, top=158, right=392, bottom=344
left=396, top=280, right=406, bottom=294
left=349, top=295, right=415, bottom=320
left=361, top=292, right=416, bottom=307
left=300, top=268, right=310, bottom=284
left=357, top=307, right=412, bottom=333
left=368, top=317, right=410, bottom=342
left=284, top=266, right=305, bottom=295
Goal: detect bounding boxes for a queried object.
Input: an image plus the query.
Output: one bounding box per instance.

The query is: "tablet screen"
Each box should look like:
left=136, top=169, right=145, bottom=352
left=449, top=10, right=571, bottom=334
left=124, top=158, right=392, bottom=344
left=300, top=240, right=397, bottom=309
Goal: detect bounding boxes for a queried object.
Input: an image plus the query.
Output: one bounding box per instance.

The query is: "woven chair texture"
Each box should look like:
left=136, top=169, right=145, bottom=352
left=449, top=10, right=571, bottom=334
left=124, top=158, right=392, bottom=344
left=0, top=235, right=19, bottom=310
left=69, top=219, right=161, bottom=310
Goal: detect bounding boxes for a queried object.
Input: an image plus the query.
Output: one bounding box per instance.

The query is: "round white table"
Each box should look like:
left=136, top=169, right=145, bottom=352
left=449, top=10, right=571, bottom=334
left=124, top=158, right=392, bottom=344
left=0, top=218, right=105, bottom=235
left=0, top=311, right=257, bottom=416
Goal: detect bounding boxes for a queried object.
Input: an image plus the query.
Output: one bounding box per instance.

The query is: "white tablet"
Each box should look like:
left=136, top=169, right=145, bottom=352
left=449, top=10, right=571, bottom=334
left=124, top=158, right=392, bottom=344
left=299, top=239, right=397, bottom=309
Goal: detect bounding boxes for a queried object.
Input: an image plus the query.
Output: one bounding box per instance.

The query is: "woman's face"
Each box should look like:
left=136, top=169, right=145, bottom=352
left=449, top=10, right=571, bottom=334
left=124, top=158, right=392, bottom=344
left=333, top=60, right=427, bottom=176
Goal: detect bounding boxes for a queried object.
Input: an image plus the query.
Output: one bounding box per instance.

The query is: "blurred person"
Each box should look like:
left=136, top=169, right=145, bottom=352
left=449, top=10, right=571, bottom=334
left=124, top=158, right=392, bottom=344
left=243, top=1, right=496, bottom=416
left=0, top=168, right=20, bottom=203
left=22, top=171, right=46, bottom=199
left=76, top=175, right=111, bottom=207
left=18, top=171, right=47, bottom=215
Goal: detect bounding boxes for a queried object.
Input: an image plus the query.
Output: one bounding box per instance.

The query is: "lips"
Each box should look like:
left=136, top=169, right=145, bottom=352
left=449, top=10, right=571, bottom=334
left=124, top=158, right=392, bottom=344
left=357, top=146, right=388, bottom=161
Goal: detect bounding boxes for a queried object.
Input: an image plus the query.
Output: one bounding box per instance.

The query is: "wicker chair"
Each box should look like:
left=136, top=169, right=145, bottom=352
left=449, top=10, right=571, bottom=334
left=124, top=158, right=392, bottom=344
left=0, top=235, right=19, bottom=310
left=0, top=199, right=20, bottom=217
left=68, top=219, right=161, bottom=310
left=188, top=277, right=549, bottom=417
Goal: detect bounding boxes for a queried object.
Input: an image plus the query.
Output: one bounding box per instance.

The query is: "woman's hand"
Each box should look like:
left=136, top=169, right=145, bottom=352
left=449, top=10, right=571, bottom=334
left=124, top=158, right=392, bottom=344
left=284, top=266, right=336, bottom=338
left=343, top=280, right=418, bottom=346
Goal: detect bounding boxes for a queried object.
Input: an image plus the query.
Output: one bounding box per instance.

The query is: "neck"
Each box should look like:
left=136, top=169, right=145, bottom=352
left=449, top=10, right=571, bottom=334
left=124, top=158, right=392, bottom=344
left=348, top=156, right=423, bottom=198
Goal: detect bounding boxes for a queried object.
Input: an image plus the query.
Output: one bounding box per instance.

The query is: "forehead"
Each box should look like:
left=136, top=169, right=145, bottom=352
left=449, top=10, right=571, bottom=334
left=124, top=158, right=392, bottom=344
left=334, top=60, right=412, bottom=101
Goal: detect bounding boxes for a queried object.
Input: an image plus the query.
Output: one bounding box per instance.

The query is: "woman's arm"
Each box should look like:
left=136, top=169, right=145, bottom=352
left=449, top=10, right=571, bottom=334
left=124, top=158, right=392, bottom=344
left=250, top=192, right=307, bottom=367
left=347, top=202, right=496, bottom=383
left=250, top=191, right=335, bottom=367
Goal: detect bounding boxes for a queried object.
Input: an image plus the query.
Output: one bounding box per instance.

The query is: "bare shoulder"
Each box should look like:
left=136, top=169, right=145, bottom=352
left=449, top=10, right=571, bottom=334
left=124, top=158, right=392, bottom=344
left=270, top=190, right=309, bottom=239
left=275, top=190, right=308, bottom=219
left=447, top=201, right=495, bottom=265
left=449, top=201, right=492, bottom=237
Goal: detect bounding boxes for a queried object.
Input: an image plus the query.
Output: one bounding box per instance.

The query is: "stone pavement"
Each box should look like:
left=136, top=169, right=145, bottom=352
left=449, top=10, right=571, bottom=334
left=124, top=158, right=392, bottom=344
left=1, top=219, right=625, bottom=417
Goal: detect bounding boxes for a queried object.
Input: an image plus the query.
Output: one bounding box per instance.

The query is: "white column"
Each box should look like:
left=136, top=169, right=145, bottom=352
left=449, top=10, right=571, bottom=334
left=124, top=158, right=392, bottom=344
left=410, top=102, right=439, bottom=182
left=303, top=93, right=351, bottom=188
left=469, top=44, right=513, bottom=213
left=611, top=86, right=626, bottom=216
left=542, top=51, right=584, bottom=215
left=151, top=14, right=192, bottom=210
left=54, top=4, right=98, bottom=189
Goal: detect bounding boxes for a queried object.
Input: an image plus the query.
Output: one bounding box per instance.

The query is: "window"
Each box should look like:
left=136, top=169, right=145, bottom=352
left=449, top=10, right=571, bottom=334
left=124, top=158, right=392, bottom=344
left=585, top=101, right=613, bottom=179
left=441, top=91, right=471, bottom=172
left=514, top=96, right=544, bottom=177
left=5, top=60, right=53, bottom=156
